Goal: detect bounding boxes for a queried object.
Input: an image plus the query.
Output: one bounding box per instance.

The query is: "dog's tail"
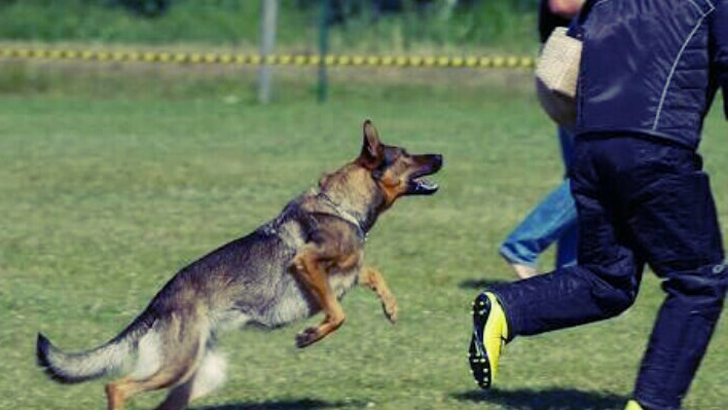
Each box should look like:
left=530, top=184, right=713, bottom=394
left=36, top=309, right=155, bottom=384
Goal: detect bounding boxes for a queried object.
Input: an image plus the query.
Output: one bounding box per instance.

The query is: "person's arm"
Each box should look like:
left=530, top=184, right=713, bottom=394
left=712, top=1, right=728, bottom=118
left=548, top=0, right=585, bottom=18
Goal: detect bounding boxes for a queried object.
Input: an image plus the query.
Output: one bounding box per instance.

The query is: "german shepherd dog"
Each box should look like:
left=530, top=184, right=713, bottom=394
left=36, top=120, right=443, bottom=410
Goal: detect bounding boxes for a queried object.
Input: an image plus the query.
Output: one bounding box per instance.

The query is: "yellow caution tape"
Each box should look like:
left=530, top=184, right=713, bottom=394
left=0, top=47, right=535, bottom=69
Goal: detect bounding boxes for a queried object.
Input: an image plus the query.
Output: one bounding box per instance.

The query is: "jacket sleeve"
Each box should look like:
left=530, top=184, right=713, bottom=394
left=712, top=0, right=728, bottom=118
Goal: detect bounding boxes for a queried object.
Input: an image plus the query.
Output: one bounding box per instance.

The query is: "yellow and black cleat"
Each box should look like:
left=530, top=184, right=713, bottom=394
left=468, top=292, right=509, bottom=389
left=624, top=400, right=646, bottom=410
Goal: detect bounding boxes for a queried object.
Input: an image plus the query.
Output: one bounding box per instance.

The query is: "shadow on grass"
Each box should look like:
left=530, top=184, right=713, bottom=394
left=458, top=278, right=510, bottom=289
left=452, top=388, right=625, bottom=410
left=192, top=398, right=366, bottom=410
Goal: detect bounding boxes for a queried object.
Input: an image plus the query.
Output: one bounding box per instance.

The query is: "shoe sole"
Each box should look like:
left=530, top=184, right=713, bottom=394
left=469, top=293, right=492, bottom=389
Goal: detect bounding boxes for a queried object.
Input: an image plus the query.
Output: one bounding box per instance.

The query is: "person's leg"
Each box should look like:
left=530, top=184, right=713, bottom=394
left=633, top=265, right=726, bottom=410
left=471, top=138, right=645, bottom=388
left=499, top=179, right=577, bottom=275
left=499, top=137, right=653, bottom=335
left=611, top=144, right=728, bottom=410
left=473, top=136, right=727, bottom=403
left=492, top=185, right=642, bottom=337
left=499, top=127, right=578, bottom=275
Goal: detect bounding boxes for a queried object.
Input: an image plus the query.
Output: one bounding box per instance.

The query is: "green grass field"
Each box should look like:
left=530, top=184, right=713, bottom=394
left=0, top=71, right=726, bottom=410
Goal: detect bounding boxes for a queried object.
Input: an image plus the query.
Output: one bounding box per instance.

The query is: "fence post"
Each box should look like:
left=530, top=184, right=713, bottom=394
left=259, top=0, right=278, bottom=104
left=317, top=0, right=331, bottom=103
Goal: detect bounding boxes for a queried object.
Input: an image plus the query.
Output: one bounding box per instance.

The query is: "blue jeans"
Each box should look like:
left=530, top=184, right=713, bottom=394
left=499, top=128, right=578, bottom=269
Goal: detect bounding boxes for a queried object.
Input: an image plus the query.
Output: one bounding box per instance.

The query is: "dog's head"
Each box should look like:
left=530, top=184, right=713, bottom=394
left=356, top=120, right=443, bottom=208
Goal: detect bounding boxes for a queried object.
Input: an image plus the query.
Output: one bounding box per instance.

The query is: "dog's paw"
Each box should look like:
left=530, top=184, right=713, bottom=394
left=382, top=296, right=398, bottom=324
left=295, top=327, right=321, bottom=348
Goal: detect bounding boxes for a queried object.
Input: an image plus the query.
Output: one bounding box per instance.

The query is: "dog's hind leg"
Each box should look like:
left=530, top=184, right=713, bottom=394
left=106, top=315, right=208, bottom=410
left=153, top=378, right=193, bottom=410
left=106, top=353, right=199, bottom=410
left=106, top=345, right=202, bottom=410
left=154, top=349, right=227, bottom=410
left=359, top=266, right=398, bottom=323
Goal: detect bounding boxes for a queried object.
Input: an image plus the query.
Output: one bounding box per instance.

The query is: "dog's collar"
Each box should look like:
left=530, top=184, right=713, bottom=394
left=317, top=191, right=368, bottom=241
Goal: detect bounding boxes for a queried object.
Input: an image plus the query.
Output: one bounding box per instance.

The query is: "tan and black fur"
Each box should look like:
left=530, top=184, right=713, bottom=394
left=36, top=120, right=443, bottom=410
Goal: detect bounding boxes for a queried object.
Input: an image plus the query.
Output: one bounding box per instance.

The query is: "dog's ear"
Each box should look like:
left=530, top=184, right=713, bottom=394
left=358, top=120, right=383, bottom=169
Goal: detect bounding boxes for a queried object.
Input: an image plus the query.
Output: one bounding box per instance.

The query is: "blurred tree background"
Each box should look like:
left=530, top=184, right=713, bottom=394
left=0, top=0, right=538, bottom=53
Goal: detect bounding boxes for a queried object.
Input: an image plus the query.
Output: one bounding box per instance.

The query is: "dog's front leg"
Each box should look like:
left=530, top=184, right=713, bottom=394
left=292, top=246, right=346, bottom=348
left=358, top=266, right=398, bottom=324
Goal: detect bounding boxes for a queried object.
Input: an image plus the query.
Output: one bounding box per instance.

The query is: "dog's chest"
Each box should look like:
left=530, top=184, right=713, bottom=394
left=258, top=261, right=361, bottom=328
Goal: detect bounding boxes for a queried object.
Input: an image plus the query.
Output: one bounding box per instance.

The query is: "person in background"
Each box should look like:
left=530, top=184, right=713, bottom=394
left=470, top=0, right=728, bottom=409
left=498, top=0, right=584, bottom=279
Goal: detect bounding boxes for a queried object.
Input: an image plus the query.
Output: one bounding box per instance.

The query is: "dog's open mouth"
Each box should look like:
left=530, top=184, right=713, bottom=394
left=404, top=153, right=442, bottom=196
left=409, top=176, right=440, bottom=195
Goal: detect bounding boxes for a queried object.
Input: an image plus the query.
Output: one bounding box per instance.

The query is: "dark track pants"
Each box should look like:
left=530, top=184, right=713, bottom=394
left=488, top=136, right=728, bottom=410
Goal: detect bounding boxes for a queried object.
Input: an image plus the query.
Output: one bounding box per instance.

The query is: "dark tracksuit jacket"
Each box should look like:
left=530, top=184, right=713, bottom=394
left=488, top=1, right=728, bottom=409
